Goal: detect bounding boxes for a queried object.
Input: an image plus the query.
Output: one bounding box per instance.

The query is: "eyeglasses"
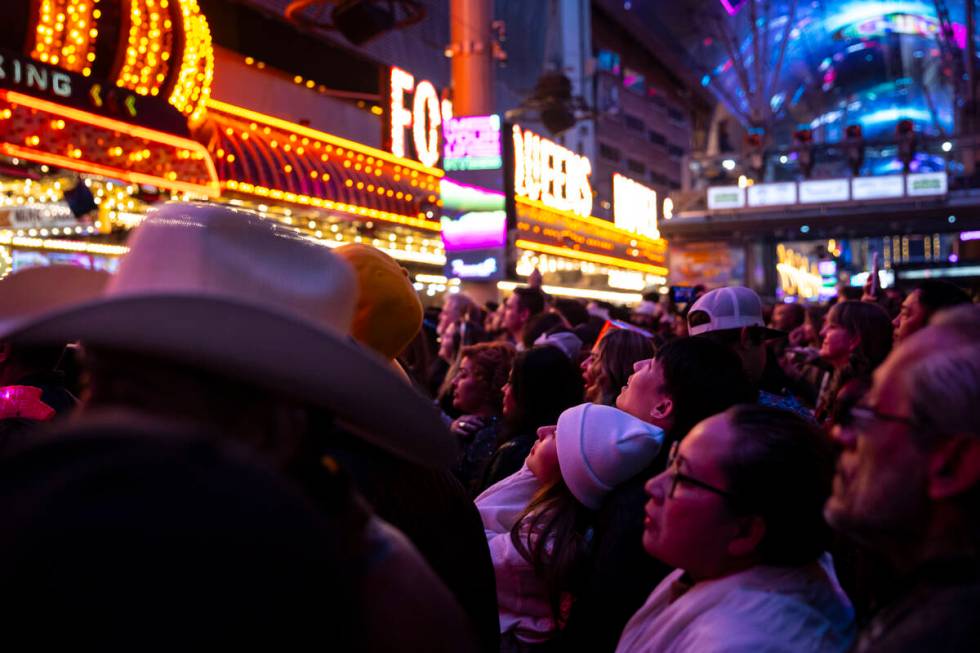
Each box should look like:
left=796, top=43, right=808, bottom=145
left=838, top=404, right=918, bottom=431
left=665, top=441, right=735, bottom=500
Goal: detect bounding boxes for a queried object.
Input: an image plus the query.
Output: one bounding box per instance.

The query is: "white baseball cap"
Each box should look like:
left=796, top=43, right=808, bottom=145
left=687, top=286, right=784, bottom=338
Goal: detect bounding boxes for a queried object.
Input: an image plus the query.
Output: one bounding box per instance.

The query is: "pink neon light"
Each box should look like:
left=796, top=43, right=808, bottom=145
left=719, top=0, right=745, bottom=16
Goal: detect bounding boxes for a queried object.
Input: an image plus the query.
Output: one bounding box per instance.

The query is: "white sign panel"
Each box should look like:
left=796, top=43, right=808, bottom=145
left=906, top=171, right=948, bottom=197
left=747, top=182, right=797, bottom=207
left=707, top=186, right=745, bottom=210
left=852, top=175, right=904, bottom=200
left=799, top=179, right=850, bottom=204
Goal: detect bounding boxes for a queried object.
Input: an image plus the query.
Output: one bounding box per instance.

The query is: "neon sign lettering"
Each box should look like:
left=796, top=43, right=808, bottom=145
left=613, top=173, right=659, bottom=240
left=451, top=256, right=498, bottom=278
left=443, top=114, right=502, bottom=171
left=0, top=54, right=72, bottom=98
left=388, top=66, right=451, bottom=168
left=512, top=125, right=592, bottom=217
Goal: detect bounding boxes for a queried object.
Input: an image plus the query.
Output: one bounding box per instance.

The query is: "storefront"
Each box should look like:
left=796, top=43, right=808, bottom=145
left=0, top=1, right=451, bottom=290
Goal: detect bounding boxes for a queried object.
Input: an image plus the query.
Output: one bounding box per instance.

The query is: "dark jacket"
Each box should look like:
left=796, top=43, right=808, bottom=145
left=557, top=441, right=674, bottom=652
left=324, top=426, right=501, bottom=653
left=477, top=431, right=535, bottom=493
left=855, top=557, right=980, bottom=653
left=452, top=416, right=502, bottom=493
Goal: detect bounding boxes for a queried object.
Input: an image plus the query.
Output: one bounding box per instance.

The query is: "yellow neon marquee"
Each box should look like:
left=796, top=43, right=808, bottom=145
left=516, top=239, right=669, bottom=276
left=206, top=98, right=444, bottom=179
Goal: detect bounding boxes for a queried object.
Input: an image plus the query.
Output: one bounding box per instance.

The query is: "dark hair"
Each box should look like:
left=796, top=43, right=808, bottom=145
left=917, top=280, right=971, bottom=321
left=657, top=337, right=755, bottom=440
left=774, top=302, right=806, bottom=330
left=513, top=287, right=546, bottom=318
left=697, top=325, right=767, bottom=349
left=504, top=346, right=583, bottom=442
left=458, top=342, right=516, bottom=413
left=841, top=286, right=864, bottom=302
left=554, top=299, right=590, bottom=327
left=523, top=312, right=567, bottom=349
left=511, top=478, right=593, bottom=630
left=572, top=316, right=605, bottom=351
left=721, top=404, right=836, bottom=566
left=591, top=329, right=656, bottom=406
left=827, top=301, right=893, bottom=375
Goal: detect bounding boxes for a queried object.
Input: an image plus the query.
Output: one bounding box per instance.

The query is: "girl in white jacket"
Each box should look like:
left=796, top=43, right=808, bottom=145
left=475, top=403, right=664, bottom=648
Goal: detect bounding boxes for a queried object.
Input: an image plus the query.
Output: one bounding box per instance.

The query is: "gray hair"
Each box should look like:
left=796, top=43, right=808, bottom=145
left=902, top=335, right=980, bottom=445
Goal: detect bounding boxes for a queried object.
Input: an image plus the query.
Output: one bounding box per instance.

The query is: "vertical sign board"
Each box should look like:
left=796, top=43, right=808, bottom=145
left=439, top=177, right=507, bottom=281
left=442, top=114, right=502, bottom=171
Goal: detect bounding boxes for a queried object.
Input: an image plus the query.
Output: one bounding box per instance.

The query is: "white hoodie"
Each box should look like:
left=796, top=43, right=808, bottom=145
left=475, top=405, right=665, bottom=644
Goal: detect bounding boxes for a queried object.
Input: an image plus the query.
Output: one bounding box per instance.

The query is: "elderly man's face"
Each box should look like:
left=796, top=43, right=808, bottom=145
left=824, top=344, right=931, bottom=547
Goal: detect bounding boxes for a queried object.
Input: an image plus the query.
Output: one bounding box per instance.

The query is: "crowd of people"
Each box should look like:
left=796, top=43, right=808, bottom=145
left=0, top=201, right=976, bottom=651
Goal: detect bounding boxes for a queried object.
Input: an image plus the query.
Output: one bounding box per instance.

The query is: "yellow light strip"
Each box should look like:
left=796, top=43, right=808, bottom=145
left=118, top=0, right=171, bottom=97
left=0, top=232, right=129, bottom=256
left=0, top=91, right=220, bottom=197
left=497, top=281, right=643, bottom=305
left=515, top=239, right=669, bottom=275
left=3, top=91, right=218, bottom=163
left=221, top=182, right=441, bottom=232
left=304, top=233, right=445, bottom=265
left=206, top=98, right=444, bottom=179
left=3, top=145, right=218, bottom=198
left=515, top=196, right=666, bottom=247
left=31, top=0, right=101, bottom=76
left=169, top=0, right=213, bottom=125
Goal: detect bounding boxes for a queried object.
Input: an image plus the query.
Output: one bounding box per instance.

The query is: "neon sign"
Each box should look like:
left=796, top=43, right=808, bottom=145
left=443, top=114, right=502, bottom=171
left=388, top=66, right=451, bottom=168
left=441, top=211, right=507, bottom=250
left=511, top=124, right=592, bottom=218
left=613, top=173, right=659, bottom=240
left=450, top=256, right=498, bottom=278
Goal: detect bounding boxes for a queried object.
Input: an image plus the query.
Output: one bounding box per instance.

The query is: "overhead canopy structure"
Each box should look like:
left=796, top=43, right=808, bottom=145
left=633, top=0, right=977, bottom=143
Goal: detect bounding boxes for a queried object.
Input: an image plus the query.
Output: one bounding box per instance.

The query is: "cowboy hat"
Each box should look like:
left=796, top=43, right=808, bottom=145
left=0, top=203, right=455, bottom=467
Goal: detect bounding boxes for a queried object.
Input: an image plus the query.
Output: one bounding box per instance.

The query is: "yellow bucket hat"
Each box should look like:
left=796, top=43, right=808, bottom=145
left=335, top=244, right=423, bottom=360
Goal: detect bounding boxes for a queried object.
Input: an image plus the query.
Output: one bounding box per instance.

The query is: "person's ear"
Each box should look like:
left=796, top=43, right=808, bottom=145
left=727, top=515, right=766, bottom=557
left=650, top=397, right=673, bottom=420
left=928, top=435, right=980, bottom=501
left=739, top=327, right=757, bottom=351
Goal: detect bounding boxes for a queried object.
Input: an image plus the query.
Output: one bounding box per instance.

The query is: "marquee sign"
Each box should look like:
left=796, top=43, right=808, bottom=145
left=613, top=173, right=659, bottom=239
left=510, top=124, right=593, bottom=218
left=0, top=49, right=188, bottom=135
left=387, top=66, right=452, bottom=169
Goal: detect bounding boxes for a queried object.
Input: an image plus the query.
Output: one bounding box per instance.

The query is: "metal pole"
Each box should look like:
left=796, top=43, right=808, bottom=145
left=968, top=0, right=977, bottom=127
left=450, top=0, right=493, bottom=116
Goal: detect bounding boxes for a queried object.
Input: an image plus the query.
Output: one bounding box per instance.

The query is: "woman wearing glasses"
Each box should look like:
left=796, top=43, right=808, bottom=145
left=616, top=405, right=855, bottom=653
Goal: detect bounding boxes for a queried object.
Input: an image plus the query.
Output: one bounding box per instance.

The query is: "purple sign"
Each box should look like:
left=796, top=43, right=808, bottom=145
left=440, top=211, right=507, bottom=251
left=443, top=115, right=502, bottom=171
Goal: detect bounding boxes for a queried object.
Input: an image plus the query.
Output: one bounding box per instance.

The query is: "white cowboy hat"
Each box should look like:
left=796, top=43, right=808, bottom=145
left=0, top=202, right=455, bottom=467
